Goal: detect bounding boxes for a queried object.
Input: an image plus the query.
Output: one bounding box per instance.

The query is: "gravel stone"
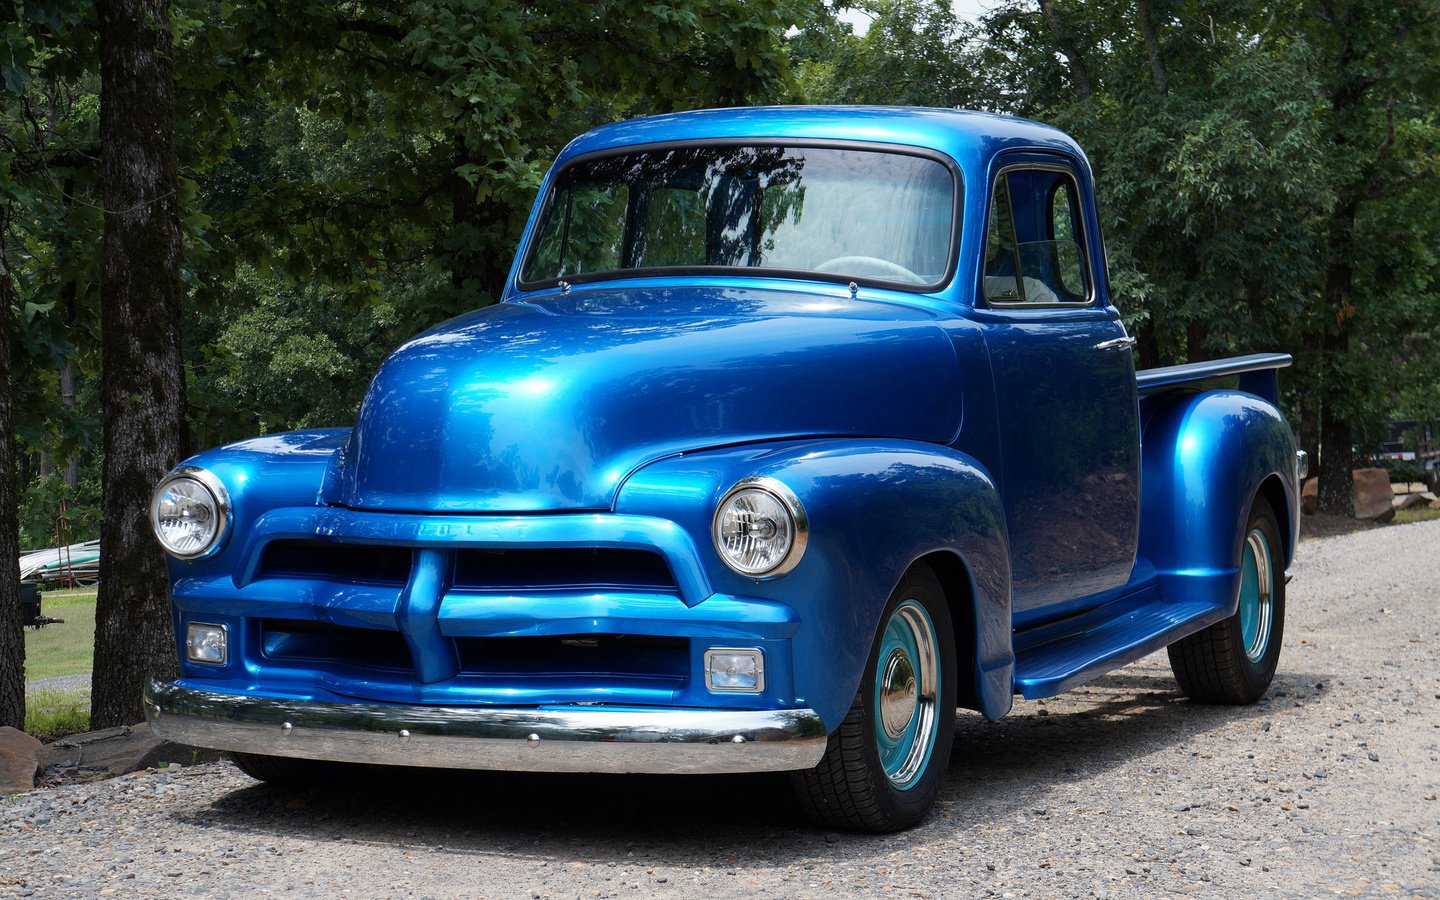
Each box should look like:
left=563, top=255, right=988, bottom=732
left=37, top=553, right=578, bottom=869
left=2, top=520, right=1438, bottom=898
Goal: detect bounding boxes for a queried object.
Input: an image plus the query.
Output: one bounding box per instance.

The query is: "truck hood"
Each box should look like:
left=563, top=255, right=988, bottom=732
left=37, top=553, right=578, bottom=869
left=338, top=286, right=962, bottom=512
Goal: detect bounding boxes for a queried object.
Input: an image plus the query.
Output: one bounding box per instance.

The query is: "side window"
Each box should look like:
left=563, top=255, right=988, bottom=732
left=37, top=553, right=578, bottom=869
left=1047, top=181, right=1088, bottom=301
left=526, top=182, right=630, bottom=278
left=983, top=167, right=1091, bottom=305
left=983, top=176, right=1022, bottom=301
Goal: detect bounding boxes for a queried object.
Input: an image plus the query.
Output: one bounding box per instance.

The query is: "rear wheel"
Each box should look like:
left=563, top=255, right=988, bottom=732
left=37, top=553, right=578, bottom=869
left=1168, top=496, right=1285, bottom=704
left=792, top=564, right=957, bottom=832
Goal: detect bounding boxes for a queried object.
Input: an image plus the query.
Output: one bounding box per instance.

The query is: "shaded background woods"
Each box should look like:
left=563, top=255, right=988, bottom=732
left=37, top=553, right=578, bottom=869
left=2, top=0, right=1438, bottom=728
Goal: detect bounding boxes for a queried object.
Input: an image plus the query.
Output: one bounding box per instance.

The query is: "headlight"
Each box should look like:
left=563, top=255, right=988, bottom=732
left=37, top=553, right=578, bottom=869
left=711, top=476, right=807, bottom=578
left=150, top=466, right=232, bottom=560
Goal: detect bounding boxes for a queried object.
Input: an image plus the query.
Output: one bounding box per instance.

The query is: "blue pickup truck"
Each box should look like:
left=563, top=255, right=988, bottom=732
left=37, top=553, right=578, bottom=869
left=146, top=107, right=1301, bottom=832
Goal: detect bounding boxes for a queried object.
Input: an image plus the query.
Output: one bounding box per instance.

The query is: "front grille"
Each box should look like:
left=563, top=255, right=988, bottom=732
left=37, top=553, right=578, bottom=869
left=259, top=540, right=412, bottom=585
left=252, top=541, right=687, bottom=697
left=453, top=547, right=676, bottom=592
left=258, top=619, right=689, bottom=694
left=261, top=618, right=413, bottom=670
left=256, top=542, right=676, bottom=593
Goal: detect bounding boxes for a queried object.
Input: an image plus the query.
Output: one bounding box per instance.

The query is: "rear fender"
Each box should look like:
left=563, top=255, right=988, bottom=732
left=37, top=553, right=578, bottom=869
left=617, top=438, right=1013, bottom=729
left=1140, top=390, right=1298, bottom=612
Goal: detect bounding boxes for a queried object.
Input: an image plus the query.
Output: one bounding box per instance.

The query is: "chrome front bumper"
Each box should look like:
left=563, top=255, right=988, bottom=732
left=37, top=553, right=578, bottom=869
left=145, top=680, right=828, bottom=775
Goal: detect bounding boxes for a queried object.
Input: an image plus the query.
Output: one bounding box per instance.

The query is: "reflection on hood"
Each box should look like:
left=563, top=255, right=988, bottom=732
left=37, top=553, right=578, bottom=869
left=339, top=286, right=962, bottom=512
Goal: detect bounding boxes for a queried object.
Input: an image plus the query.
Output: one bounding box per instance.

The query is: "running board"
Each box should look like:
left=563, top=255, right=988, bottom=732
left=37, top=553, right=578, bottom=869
left=1012, top=598, right=1230, bottom=699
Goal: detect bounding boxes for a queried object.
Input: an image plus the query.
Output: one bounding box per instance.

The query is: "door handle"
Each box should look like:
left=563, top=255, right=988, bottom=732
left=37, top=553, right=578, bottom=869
left=1095, top=336, right=1137, bottom=352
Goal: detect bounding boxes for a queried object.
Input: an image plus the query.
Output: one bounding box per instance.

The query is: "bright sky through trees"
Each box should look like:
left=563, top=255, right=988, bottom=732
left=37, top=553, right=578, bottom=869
left=836, top=0, right=990, bottom=35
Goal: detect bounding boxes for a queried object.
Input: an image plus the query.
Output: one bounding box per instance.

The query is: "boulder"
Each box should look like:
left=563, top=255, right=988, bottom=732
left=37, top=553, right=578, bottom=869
left=1353, top=468, right=1396, bottom=521
left=0, top=726, right=42, bottom=794
left=1431, top=497, right=1440, bottom=511
left=1302, top=477, right=1318, bottom=515
left=1393, top=492, right=1430, bottom=511
left=39, top=722, right=223, bottom=777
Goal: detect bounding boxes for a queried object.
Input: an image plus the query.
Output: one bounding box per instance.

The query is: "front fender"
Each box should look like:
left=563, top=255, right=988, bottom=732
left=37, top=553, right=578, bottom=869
left=1140, top=390, right=1298, bottom=611
left=159, top=429, right=352, bottom=583
left=616, top=438, right=1012, bottom=729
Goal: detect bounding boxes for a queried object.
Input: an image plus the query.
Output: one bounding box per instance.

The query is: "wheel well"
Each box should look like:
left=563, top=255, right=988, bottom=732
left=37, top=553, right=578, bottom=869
left=1255, top=474, right=1293, bottom=567
left=916, top=550, right=981, bottom=713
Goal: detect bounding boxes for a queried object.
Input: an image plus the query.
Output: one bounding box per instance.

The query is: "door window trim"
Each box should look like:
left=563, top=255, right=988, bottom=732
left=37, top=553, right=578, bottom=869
left=979, top=160, right=1096, bottom=310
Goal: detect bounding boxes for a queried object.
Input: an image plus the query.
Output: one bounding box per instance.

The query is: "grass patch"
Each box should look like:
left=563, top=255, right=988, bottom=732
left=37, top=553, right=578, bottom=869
left=24, top=590, right=96, bottom=682
left=25, top=687, right=90, bottom=742
left=1395, top=506, right=1440, bottom=525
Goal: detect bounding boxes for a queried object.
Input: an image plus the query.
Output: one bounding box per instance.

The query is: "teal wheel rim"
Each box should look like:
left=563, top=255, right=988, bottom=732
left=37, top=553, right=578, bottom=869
left=1238, top=527, right=1274, bottom=663
left=873, top=599, right=939, bottom=790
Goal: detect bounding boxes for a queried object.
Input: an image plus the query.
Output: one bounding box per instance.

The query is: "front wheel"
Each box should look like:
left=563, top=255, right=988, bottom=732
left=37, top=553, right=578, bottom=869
left=792, top=564, right=957, bottom=832
left=1167, top=495, right=1286, bottom=704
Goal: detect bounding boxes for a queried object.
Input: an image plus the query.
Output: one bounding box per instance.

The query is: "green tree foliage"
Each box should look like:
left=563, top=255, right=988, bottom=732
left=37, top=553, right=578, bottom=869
left=187, top=0, right=811, bottom=321
left=791, top=0, right=979, bottom=108
left=1, top=1, right=103, bottom=541
left=1295, top=1, right=1440, bottom=512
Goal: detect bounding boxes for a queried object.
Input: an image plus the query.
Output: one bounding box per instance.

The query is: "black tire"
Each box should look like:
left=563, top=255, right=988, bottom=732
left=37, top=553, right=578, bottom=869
left=1168, top=496, right=1285, bottom=704
left=230, top=752, right=343, bottom=785
left=792, top=564, right=957, bottom=832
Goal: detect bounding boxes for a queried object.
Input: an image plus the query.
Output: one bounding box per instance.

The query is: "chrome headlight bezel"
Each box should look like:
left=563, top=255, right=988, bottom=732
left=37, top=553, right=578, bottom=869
left=710, top=476, right=808, bottom=579
left=149, top=466, right=233, bottom=560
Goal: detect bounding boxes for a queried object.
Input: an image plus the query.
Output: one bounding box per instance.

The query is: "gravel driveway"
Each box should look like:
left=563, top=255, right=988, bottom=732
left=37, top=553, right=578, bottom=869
left=3, top=521, right=1437, bottom=899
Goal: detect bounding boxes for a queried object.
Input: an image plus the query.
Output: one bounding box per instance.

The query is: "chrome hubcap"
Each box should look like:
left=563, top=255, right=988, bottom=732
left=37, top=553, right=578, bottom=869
left=1239, top=527, right=1274, bottom=663
left=880, top=649, right=918, bottom=740
left=873, top=600, right=940, bottom=790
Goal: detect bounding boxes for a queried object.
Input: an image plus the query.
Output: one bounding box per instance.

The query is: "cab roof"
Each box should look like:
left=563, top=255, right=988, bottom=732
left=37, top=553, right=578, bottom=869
left=555, top=106, right=1087, bottom=175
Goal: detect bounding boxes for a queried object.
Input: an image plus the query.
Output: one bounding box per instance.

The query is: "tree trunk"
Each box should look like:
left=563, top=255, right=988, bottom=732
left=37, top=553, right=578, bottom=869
left=1135, top=319, right=1161, bottom=370
left=1037, top=0, right=1095, bottom=117
left=1297, top=334, right=1320, bottom=484
left=0, top=255, right=24, bottom=730
left=1315, top=247, right=1356, bottom=516
left=92, top=0, right=185, bottom=729
left=1134, top=0, right=1168, bottom=95
left=1185, top=319, right=1207, bottom=363
left=59, top=361, right=79, bottom=492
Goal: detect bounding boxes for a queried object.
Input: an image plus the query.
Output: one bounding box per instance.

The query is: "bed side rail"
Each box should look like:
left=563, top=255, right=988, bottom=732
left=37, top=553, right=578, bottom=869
left=1136, top=353, right=1292, bottom=406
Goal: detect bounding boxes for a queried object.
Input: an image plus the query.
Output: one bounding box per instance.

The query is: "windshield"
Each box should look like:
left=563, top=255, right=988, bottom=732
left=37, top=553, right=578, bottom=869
left=520, top=145, right=956, bottom=289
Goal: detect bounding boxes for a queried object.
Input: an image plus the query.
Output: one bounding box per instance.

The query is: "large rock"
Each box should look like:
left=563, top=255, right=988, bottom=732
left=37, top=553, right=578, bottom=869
left=1353, top=468, right=1396, bottom=521
left=0, top=726, right=42, bottom=794
left=1389, top=482, right=1427, bottom=495
left=1302, top=477, right=1318, bottom=515
left=1393, top=492, right=1430, bottom=511
left=40, top=722, right=223, bottom=777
